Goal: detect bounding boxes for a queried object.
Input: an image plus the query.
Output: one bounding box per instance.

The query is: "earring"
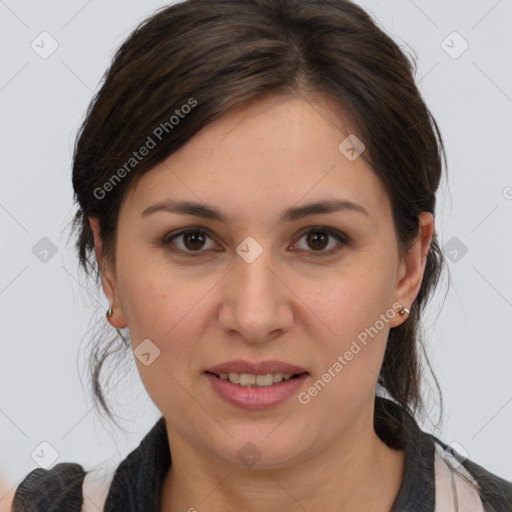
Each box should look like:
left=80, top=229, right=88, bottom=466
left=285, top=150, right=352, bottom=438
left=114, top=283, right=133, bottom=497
left=106, top=306, right=127, bottom=344
left=398, top=306, right=410, bottom=317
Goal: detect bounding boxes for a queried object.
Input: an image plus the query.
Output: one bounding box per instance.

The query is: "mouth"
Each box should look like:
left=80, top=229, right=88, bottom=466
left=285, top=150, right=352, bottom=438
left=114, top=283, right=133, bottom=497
left=203, top=360, right=309, bottom=409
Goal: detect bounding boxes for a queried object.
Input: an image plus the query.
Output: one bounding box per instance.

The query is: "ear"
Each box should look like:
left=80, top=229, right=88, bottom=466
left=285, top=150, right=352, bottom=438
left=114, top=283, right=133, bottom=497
left=389, top=212, right=434, bottom=328
left=89, top=217, right=127, bottom=329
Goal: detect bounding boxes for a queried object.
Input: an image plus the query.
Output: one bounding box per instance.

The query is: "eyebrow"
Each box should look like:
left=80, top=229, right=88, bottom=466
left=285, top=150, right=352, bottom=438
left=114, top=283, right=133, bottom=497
left=141, top=198, right=370, bottom=223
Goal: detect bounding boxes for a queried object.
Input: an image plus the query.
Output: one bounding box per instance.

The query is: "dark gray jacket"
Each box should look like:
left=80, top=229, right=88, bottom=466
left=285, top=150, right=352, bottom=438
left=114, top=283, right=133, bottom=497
left=12, top=397, right=512, bottom=511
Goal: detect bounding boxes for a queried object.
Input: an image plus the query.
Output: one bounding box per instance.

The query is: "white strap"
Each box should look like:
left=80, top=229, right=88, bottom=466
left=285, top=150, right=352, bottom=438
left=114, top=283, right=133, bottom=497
left=434, top=443, right=485, bottom=512
left=81, top=465, right=114, bottom=512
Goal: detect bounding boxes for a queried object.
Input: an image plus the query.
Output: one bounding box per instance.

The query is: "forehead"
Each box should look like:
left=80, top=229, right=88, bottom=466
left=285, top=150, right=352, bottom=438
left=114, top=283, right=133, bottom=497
left=122, top=94, right=390, bottom=228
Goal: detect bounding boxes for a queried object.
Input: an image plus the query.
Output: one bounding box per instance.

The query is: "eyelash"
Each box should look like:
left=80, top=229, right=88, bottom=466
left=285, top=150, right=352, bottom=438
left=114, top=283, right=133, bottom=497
left=162, top=226, right=348, bottom=258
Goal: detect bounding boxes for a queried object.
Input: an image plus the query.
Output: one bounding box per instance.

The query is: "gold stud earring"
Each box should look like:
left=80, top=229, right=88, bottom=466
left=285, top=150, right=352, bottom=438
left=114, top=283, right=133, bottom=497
left=106, top=307, right=114, bottom=318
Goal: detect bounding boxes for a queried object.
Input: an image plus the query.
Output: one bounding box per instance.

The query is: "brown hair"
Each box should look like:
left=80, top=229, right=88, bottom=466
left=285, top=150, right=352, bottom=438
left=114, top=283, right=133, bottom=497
left=69, top=0, right=447, bottom=434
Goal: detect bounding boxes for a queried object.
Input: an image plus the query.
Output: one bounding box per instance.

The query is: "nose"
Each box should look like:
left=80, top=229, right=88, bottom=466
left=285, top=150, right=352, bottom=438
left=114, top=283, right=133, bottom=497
left=218, top=244, right=294, bottom=345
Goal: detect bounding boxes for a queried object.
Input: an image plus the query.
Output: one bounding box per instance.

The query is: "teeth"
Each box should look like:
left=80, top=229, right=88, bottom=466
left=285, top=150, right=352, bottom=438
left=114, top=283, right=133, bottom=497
left=228, top=372, right=240, bottom=384
left=273, top=372, right=284, bottom=383
left=217, top=372, right=296, bottom=387
left=239, top=374, right=256, bottom=386
left=256, top=374, right=273, bottom=386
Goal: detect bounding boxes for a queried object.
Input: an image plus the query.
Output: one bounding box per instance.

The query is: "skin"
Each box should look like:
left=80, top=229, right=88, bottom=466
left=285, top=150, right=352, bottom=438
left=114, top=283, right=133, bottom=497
left=0, top=479, right=15, bottom=512
left=90, top=92, right=434, bottom=512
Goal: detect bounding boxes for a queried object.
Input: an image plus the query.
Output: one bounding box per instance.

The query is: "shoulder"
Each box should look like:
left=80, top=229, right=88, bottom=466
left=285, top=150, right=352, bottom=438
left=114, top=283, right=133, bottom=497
left=11, top=463, right=85, bottom=511
left=429, top=434, right=512, bottom=512
left=10, top=462, right=113, bottom=512
left=375, top=397, right=512, bottom=511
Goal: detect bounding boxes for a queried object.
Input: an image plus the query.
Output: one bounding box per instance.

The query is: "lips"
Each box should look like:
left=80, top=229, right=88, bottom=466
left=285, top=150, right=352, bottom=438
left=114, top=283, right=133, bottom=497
left=204, top=371, right=309, bottom=410
left=204, top=359, right=309, bottom=409
left=205, top=359, right=308, bottom=376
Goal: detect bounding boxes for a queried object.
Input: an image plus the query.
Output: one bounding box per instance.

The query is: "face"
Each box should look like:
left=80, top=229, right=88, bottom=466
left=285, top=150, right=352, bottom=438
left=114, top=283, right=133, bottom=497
left=91, top=93, right=433, bottom=469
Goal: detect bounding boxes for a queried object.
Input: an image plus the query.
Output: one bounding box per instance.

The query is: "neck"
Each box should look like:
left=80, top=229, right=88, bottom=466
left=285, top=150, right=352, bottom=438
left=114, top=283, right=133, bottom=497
left=160, top=403, right=404, bottom=512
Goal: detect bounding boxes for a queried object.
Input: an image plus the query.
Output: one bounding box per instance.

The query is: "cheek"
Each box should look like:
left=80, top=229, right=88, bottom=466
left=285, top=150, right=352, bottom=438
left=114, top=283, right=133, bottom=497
left=120, top=270, right=206, bottom=413
left=305, top=262, right=395, bottom=342
left=296, top=276, right=395, bottom=423
left=297, top=263, right=397, bottom=397
left=117, top=254, right=199, bottom=342
left=118, top=263, right=214, bottom=376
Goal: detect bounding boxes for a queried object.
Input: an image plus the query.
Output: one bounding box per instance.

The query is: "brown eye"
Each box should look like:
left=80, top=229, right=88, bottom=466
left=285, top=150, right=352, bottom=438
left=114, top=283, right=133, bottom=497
left=163, top=228, right=216, bottom=256
left=293, top=227, right=347, bottom=256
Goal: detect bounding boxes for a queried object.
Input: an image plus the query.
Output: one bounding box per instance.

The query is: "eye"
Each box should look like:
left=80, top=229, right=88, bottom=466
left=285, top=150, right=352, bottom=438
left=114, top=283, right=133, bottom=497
left=292, top=227, right=348, bottom=256
left=163, top=227, right=217, bottom=257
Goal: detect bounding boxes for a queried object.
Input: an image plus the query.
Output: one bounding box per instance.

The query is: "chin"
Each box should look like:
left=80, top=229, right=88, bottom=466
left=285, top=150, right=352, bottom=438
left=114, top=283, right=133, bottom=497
left=212, top=429, right=310, bottom=470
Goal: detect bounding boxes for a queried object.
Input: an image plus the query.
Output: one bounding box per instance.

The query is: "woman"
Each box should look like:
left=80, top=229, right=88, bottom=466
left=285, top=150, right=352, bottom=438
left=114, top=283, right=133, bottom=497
left=10, top=0, right=512, bottom=510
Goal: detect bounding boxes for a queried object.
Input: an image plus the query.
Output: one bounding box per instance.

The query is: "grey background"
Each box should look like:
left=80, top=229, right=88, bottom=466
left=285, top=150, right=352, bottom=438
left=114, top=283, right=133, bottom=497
left=1, top=0, right=511, bottom=496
